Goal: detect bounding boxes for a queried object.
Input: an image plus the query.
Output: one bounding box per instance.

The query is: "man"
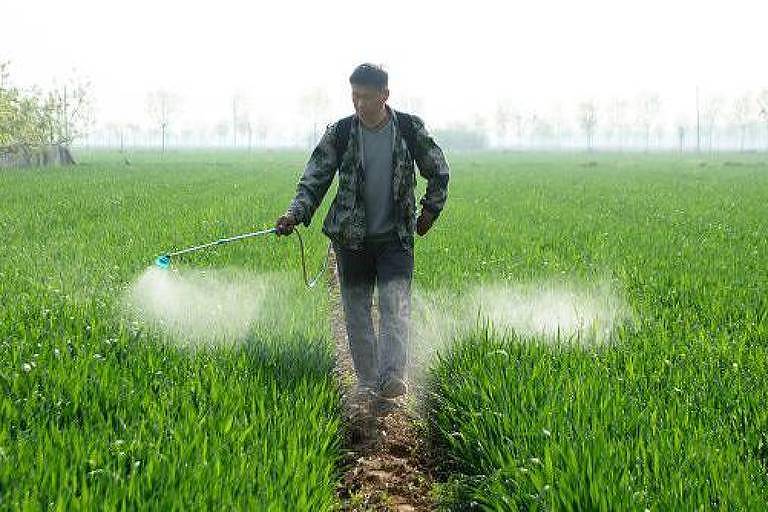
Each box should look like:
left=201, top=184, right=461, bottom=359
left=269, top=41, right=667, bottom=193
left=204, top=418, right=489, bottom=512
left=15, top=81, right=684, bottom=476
left=275, top=63, right=449, bottom=399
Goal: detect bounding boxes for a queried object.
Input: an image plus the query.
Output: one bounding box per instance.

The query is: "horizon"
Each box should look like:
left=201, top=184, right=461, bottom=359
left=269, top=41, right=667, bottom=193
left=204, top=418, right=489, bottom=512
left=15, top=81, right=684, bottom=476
left=3, top=0, right=768, bottom=149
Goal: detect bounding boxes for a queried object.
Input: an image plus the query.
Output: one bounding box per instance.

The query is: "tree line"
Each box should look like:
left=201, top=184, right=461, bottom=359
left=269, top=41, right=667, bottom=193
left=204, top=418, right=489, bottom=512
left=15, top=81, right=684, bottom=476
left=494, top=91, right=768, bottom=153
left=5, top=59, right=767, bottom=154
left=0, top=61, right=92, bottom=151
left=115, top=88, right=768, bottom=153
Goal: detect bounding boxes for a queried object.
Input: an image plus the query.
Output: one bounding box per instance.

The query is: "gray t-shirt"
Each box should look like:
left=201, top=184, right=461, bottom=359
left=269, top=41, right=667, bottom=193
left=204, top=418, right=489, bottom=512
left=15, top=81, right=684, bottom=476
left=360, top=116, right=395, bottom=237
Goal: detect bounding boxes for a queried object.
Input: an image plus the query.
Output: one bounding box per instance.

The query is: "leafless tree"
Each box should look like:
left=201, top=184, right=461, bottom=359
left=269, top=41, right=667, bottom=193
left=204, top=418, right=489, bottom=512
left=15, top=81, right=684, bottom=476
left=578, top=101, right=598, bottom=152
left=232, top=97, right=239, bottom=148
left=636, top=93, right=661, bottom=152
left=238, top=117, right=252, bottom=151
left=473, top=114, right=488, bottom=138
left=511, top=108, right=532, bottom=148
left=37, top=72, right=94, bottom=147
left=300, top=87, right=330, bottom=145
left=105, top=122, right=124, bottom=151
left=608, top=99, right=629, bottom=150
left=146, top=90, right=180, bottom=153
left=495, top=101, right=510, bottom=148
left=531, top=116, right=555, bottom=147
left=254, top=118, right=269, bottom=148
left=695, top=87, right=701, bottom=152
left=701, top=96, right=724, bottom=154
left=215, top=121, right=229, bottom=147
left=731, top=93, right=753, bottom=152
left=758, top=89, right=768, bottom=151
left=231, top=93, right=253, bottom=148
left=125, top=123, right=140, bottom=149
left=677, top=125, right=686, bottom=153
left=0, top=60, right=9, bottom=89
left=180, top=128, right=195, bottom=147
left=396, top=94, right=424, bottom=115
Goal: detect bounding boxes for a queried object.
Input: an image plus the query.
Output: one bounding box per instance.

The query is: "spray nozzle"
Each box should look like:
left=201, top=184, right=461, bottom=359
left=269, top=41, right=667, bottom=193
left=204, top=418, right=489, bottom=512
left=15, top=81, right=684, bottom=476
left=155, top=254, right=171, bottom=269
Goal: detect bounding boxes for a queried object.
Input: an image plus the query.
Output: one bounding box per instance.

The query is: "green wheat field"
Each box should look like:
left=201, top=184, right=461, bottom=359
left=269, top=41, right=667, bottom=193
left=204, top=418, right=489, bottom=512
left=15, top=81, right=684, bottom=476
left=1, top=151, right=767, bottom=510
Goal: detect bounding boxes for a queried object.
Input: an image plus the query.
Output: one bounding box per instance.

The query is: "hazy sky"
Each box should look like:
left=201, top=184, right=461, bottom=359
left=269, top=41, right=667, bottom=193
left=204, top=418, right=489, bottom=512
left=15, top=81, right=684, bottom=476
left=3, top=0, right=767, bottom=133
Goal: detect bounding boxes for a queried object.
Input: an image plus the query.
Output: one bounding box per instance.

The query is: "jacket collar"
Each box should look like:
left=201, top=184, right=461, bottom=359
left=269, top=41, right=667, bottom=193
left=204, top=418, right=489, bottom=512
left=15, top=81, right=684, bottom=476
left=352, top=104, right=399, bottom=132
left=352, top=105, right=400, bottom=155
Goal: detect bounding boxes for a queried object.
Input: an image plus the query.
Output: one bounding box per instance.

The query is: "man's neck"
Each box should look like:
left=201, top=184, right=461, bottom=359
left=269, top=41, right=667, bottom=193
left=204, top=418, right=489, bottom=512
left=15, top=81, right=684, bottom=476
left=360, top=107, right=389, bottom=130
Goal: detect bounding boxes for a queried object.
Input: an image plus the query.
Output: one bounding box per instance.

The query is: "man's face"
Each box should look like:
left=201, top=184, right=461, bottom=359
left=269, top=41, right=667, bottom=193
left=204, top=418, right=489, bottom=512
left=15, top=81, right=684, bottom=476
left=351, top=84, right=389, bottom=120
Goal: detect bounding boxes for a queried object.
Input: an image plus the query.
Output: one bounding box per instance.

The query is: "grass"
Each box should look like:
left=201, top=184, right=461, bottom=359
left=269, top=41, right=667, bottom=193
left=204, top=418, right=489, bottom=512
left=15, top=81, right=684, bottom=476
left=1, top=150, right=767, bottom=509
left=0, top=151, right=340, bottom=510
left=422, top=152, right=768, bottom=510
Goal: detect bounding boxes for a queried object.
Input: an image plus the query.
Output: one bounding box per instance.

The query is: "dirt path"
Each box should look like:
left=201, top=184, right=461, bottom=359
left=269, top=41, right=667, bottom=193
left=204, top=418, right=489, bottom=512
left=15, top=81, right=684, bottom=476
left=328, top=248, right=436, bottom=511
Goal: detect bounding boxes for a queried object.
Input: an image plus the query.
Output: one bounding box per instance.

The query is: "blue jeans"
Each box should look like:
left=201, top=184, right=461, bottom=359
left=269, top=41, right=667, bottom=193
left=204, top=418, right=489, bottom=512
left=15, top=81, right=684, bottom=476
left=334, top=238, right=413, bottom=387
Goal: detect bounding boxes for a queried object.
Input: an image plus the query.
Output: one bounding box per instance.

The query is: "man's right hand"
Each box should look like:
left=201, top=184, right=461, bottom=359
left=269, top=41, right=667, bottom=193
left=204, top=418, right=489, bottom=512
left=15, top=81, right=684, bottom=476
left=275, top=214, right=297, bottom=236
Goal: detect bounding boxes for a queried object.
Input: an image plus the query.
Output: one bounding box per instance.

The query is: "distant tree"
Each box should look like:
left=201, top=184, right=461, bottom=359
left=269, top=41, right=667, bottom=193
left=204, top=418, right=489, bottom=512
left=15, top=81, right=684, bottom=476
left=125, top=123, right=140, bottom=148
left=636, top=93, right=661, bottom=152
left=237, top=116, right=252, bottom=151
left=231, top=93, right=252, bottom=148
left=701, top=96, right=724, bottom=153
left=433, top=124, right=487, bottom=151
left=511, top=108, right=531, bottom=148
left=146, top=90, right=180, bottom=153
left=180, top=128, right=195, bottom=147
left=695, top=87, right=701, bottom=152
left=731, top=93, right=753, bottom=152
left=0, top=86, right=47, bottom=147
left=232, top=96, right=239, bottom=148
left=578, top=101, right=598, bottom=152
left=0, top=61, right=92, bottom=150
left=608, top=99, right=629, bottom=150
left=758, top=89, right=768, bottom=151
left=215, top=121, right=229, bottom=147
left=105, top=122, right=124, bottom=151
left=254, top=118, right=269, bottom=148
left=472, top=114, right=488, bottom=141
left=55, top=73, right=93, bottom=145
left=549, top=104, right=566, bottom=149
left=195, top=126, right=209, bottom=146
left=495, top=101, right=510, bottom=147
left=300, top=87, right=330, bottom=145
left=0, top=60, right=9, bottom=89
left=531, top=116, right=555, bottom=147
left=396, top=94, right=424, bottom=115
left=677, top=125, right=686, bottom=153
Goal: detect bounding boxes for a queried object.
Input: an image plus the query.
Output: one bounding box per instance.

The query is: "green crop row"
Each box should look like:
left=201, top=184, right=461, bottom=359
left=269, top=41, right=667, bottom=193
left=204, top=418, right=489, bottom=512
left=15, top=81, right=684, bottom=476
left=3, top=150, right=767, bottom=510
left=0, top=152, right=340, bottom=510
left=422, top=153, right=768, bottom=510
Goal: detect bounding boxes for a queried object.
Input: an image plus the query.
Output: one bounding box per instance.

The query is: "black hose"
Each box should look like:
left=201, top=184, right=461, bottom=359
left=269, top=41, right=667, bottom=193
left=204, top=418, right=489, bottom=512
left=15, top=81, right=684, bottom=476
left=293, top=229, right=331, bottom=289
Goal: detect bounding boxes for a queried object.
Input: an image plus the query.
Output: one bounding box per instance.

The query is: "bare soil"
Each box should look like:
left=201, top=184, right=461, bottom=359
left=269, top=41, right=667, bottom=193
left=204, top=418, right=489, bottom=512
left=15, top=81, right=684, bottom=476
left=328, top=248, right=436, bottom=511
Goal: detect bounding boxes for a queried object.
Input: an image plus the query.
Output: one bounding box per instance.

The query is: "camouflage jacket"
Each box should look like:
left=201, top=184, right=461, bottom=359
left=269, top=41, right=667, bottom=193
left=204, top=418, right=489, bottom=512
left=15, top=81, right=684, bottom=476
left=286, top=106, right=450, bottom=249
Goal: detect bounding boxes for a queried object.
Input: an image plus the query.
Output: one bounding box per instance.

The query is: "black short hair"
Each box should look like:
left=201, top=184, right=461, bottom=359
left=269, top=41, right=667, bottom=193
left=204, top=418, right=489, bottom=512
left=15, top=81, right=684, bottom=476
left=349, top=63, right=388, bottom=90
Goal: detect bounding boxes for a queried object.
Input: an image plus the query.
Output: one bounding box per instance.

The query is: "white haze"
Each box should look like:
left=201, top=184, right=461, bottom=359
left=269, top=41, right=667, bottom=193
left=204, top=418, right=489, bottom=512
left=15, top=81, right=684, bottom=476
left=125, top=264, right=630, bottom=357
left=407, top=279, right=632, bottom=379
left=3, top=0, right=767, bottom=144
left=125, top=266, right=272, bottom=346
left=471, top=281, right=632, bottom=344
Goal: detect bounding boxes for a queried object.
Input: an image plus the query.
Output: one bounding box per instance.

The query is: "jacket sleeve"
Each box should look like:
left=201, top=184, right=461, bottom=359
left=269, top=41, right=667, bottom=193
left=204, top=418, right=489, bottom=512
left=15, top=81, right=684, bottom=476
left=285, top=123, right=339, bottom=226
left=410, top=115, right=450, bottom=218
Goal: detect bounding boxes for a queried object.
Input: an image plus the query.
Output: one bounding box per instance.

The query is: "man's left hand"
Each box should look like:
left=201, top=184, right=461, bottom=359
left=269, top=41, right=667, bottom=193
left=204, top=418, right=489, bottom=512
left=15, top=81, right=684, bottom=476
left=416, top=209, right=436, bottom=236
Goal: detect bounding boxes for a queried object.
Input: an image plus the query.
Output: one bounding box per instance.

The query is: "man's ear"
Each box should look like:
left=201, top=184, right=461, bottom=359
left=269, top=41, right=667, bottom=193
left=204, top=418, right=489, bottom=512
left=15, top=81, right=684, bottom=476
left=381, top=88, right=390, bottom=103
